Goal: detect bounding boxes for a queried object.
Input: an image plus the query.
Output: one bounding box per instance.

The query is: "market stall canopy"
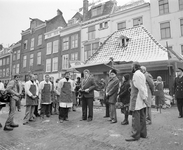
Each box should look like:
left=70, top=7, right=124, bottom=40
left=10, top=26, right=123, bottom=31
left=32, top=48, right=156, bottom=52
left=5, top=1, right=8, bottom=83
left=72, top=62, right=116, bottom=73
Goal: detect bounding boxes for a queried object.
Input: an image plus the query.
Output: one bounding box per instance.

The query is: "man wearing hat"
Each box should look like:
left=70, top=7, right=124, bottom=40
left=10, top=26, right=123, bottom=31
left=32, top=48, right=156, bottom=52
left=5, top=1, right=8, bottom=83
left=4, top=74, right=22, bottom=131
left=174, top=67, right=183, bottom=118
left=57, top=71, right=74, bottom=123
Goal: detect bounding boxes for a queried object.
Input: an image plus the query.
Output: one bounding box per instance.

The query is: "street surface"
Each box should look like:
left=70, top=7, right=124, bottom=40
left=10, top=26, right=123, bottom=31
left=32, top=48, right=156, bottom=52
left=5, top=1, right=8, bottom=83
left=0, top=100, right=183, bottom=150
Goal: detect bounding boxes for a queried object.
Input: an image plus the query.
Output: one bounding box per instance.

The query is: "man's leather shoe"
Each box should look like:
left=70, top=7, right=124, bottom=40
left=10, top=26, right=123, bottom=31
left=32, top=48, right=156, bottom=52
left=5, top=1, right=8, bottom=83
left=178, top=116, right=183, bottom=118
left=59, top=120, right=64, bottom=123
left=87, top=118, right=92, bottom=122
left=121, top=120, right=129, bottom=125
left=4, top=126, right=13, bottom=131
left=111, top=120, right=117, bottom=124
left=80, top=118, right=87, bottom=121
left=23, top=122, right=28, bottom=125
left=10, top=124, right=19, bottom=128
left=103, top=116, right=109, bottom=118
left=125, top=138, right=139, bottom=142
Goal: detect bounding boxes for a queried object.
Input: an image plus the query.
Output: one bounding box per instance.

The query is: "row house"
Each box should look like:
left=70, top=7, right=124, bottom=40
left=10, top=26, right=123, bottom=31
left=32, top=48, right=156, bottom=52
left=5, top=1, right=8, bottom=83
left=150, top=0, right=183, bottom=57
left=111, top=0, right=151, bottom=33
left=0, top=46, right=12, bottom=84
left=21, top=18, right=46, bottom=81
left=60, top=12, right=83, bottom=79
left=81, top=0, right=116, bottom=62
left=11, top=41, right=21, bottom=77
left=44, top=9, right=67, bottom=80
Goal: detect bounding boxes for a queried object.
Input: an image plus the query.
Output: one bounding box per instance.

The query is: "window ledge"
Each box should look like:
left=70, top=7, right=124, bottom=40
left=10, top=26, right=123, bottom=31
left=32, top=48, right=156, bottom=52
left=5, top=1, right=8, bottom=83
left=159, top=12, right=170, bottom=16
left=160, top=37, right=172, bottom=40
left=98, top=26, right=108, bottom=31
left=52, top=70, right=58, bottom=72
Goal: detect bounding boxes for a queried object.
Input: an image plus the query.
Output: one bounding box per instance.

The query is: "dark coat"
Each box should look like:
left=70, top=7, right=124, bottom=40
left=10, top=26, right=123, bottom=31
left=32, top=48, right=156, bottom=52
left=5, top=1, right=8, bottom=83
left=106, top=76, right=119, bottom=104
left=81, top=75, right=97, bottom=98
left=174, top=76, right=183, bottom=99
left=155, top=82, right=165, bottom=105
left=118, top=80, right=130, bottom=105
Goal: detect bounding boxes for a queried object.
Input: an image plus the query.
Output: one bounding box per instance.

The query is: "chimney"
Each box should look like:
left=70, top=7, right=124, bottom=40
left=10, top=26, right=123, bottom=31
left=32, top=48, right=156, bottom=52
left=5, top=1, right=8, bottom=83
left=0, top=44, right=3, bottom=50
left=83, top=0, right=88, bottom=21
left=57, top=9, right=63, bottom=16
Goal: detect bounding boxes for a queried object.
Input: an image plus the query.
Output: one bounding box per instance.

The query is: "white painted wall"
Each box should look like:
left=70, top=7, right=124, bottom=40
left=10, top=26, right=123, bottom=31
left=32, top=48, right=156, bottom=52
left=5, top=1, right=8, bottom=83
left=150, top=0, right=183, bottom=55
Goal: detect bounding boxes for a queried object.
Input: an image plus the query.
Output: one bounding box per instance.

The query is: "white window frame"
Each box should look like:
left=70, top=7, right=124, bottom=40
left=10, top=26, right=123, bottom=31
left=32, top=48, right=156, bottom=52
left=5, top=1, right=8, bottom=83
left=12, top=64, right=16, bottom=75
left=63, top=37, right=69, bottom=51
left=23, top=55, right=27, bottom=68
left=6, top=57, right=9, bottom=65
left=3, top=58, right=6, bottom=66
left=0, top=60, right=2, bottom=66
left=46, top=58, right=51, bottom=72
left=160, top=22, right=171, bottom=39
left=52, top=57, right=58, bottom=72
left=38, top=34, right=42, bottom=46
left=71, top=34, right=78, bottom=49
left=30, top=38, right=34, bottom=50
left=6, top=68, right=9, bottom=77
left=46, top=42, right=52, bottom=55
left=180, top=19, right=183, bottom=36
left=16, top=64, right=19, bottom=74
left=2, top=69, right=5, bottom=77
left=13, top=51, right=16, bottom=61
left=0, top=69, right=2, bottom=77
left=133, top=17, right=143, bottom=27
left=17, top=50, right=20, bottom=60
left=71, top=52, right=78, bottom=61
left=181, top=45, right=183, bottom=55
left=159, top=0, right=169, bottom=15
left=179, top=0, right=183, bottom=10
left=62, top=54, right=69, bottom=69
left=53, top=40, right=59, bottom=53
left=117, top=21, right=126, bottom=30
left=30, top=54, right=34, bottom=66
left=37, top=52, right=41, bottom=65
left=24, top=40, right=28, bottom=49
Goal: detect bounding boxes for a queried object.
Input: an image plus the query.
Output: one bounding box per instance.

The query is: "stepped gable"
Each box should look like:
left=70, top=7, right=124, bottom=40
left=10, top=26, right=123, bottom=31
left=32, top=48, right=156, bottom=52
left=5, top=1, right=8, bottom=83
left=86, top=26, right=169, bottom=64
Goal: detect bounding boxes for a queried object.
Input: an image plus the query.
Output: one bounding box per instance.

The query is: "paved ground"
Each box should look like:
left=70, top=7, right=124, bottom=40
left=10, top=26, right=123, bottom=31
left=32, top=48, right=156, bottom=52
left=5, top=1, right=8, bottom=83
left=0, top=100, right=183, bottom=150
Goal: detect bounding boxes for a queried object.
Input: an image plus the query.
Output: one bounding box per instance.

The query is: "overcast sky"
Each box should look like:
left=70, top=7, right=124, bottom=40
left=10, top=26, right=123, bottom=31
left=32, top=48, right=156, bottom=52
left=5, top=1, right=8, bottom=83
left=0, top=0, right=150, bottom=47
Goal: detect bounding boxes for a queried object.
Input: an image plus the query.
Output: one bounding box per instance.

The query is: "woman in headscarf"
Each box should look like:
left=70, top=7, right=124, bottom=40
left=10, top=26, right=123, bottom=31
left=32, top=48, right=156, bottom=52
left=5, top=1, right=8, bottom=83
left=118, top=74, right=131, bottom=125
left=154, top=76, right=165, bottom=110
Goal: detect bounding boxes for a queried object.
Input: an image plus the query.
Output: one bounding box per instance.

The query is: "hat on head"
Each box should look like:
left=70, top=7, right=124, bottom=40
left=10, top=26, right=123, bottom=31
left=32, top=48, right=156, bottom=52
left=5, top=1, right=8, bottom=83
left=110, top=69, right=117, bottom=75
left=83, top=69, right=90, bottom=74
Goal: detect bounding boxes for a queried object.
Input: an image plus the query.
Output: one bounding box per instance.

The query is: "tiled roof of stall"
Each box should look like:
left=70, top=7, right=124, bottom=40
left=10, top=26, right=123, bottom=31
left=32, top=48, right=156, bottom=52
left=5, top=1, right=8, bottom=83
left=86, top=26, right=169, bottom=64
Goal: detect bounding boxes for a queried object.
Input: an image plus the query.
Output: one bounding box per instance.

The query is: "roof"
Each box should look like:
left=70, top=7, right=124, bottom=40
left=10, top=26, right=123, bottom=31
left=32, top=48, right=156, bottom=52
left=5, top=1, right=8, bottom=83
left=84, top=0, right=115, bottom=21
left=85, top=26, right=175, bottom=64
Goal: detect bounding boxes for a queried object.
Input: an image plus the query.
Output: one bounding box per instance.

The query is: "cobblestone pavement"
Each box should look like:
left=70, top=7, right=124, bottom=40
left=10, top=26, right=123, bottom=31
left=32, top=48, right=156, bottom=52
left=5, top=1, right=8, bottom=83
left=0, top=102, right=183, bottom=150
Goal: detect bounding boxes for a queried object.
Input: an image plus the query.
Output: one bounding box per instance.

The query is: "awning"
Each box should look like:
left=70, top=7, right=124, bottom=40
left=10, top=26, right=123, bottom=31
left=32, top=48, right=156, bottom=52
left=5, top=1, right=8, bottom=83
left=71, top=62, right=116, bottom=73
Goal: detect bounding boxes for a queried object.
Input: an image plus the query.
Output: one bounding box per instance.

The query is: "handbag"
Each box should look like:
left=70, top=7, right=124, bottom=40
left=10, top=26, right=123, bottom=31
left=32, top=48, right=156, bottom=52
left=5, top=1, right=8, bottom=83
left=0, top=90, right=11, bottom=103
left=115, top=101, right=124, bottom=109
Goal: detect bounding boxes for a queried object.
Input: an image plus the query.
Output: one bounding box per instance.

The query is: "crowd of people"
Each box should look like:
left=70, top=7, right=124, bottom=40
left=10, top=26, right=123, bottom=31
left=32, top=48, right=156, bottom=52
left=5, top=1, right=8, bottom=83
left=0, top=61, right=183, bottom=142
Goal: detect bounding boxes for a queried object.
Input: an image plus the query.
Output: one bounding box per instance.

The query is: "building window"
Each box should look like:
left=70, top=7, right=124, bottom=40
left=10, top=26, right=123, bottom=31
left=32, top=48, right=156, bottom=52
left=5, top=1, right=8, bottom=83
left=37, top=52, right=41, bottom=65
left=3, top=58, right=6, bottom=66
left=30, top=54, right=34, bottom=66
left=181, top=45, right=183, bottom=55
left=117, top=21, right=126, bottom=30
left=62, top=54, right=69, bottom=69
left=13, top=51, right=16, bottom=61
left=181, top=19, right=183, bottom=36
left=52, top=57, right=58, bottom=72
left=160, top=22, right=171, bottom=39
left=16, top=64, right=19, bottom=74
left=6, top=68, right=9, bottom=77
left=84, top=44, right=91, bottom=61
left=0, top=60, right=2, bottom=66
left=46, top=42, right=52, bottom=55
left=30, top=38, right=34, bottom=50
left=3, top=69, right=5, bottom=77
left=12, top=65, right=16, bottom=75
left=0, top=69, right=2, bottom=77
left=23, top=55, right=27, bottom=68
left=17, top=50, right=20, bottom=60
left=24, top=40, right=28, bottom=49
left=38, top=34, right=42, bottom=46
left=53, top=40, right=59, bottom=53
left=71, top=52, right=78, bottom=61
left=71, top=34, right=78, bottom=49
left=46, top=59, right=51, bottom=72
left=6, top=57, right=9, bottom=65
left=133, top=17, right=143, bottom=26
left=99, top=22, right=108, bottom=29
left=180, top=0, right=183, bottom=10
left=92, top=6, right=102, bottom=17
left=63, top=37, right=69, bottom=50
left=88, top=26, right=95, bottom=40
left=159, top=0, right=169, bottom=15
left=92, top=42, right=99, bottom=54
